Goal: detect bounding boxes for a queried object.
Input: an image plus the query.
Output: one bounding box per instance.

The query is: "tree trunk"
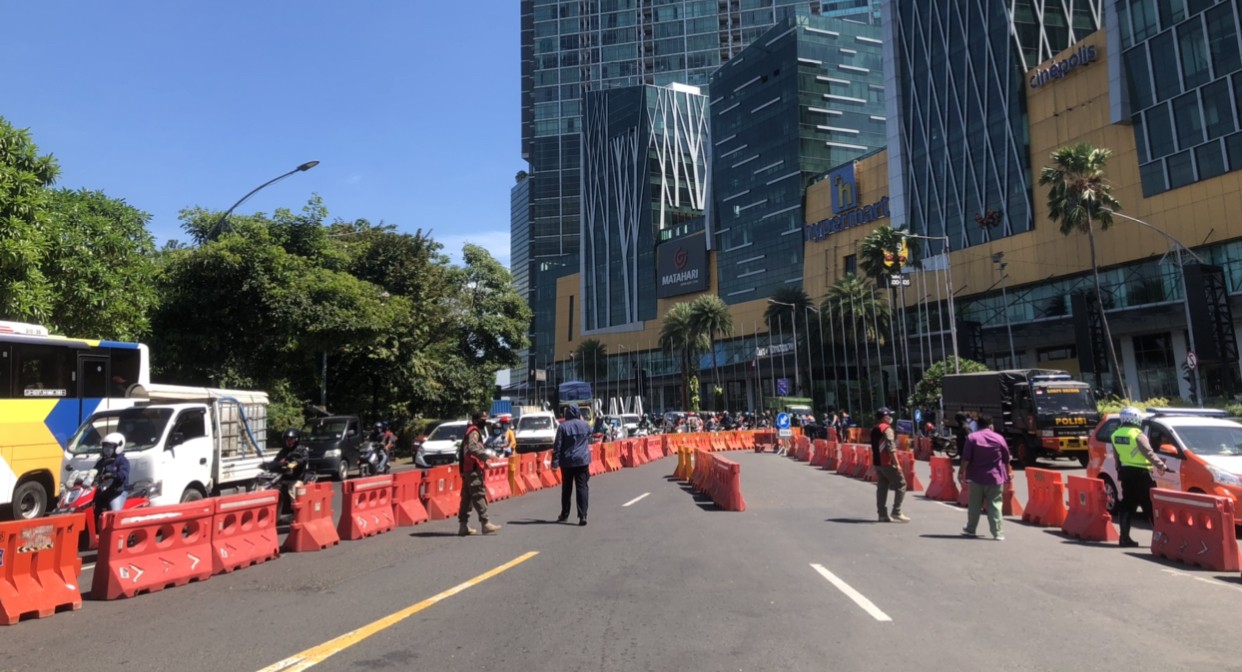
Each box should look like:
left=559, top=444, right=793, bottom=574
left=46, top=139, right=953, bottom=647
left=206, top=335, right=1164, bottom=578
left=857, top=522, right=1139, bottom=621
left=710, top=330, right=720, bottom=410
left=1087, top=216, right=1129, bottom=398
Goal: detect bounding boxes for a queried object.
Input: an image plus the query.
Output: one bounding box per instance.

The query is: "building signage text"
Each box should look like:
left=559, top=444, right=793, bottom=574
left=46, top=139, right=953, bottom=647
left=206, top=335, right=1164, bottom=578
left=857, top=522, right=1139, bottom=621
left=656, top=231, right=709, bottom=298
left=805, top=196, right=891, bottom=242
left=1029, top=44, right=1098, bottom=89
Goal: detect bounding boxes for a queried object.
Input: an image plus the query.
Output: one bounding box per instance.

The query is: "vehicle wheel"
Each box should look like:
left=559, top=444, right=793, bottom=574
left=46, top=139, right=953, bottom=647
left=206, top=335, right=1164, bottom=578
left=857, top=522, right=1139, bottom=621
left=180, top=487, right=205, bottom=503
left=12, top=480, right=47, bottom=519
left=1077, top=453, right=1090, bottom=468
left=335, top=460, right=348, bottom=482
left=1101, top=476, right=1118, bottom=515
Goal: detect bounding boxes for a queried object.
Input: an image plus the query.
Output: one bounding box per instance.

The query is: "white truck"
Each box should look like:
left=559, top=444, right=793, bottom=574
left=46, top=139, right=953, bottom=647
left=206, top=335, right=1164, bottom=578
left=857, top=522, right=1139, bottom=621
left=61, top=383, right=270, bottom=506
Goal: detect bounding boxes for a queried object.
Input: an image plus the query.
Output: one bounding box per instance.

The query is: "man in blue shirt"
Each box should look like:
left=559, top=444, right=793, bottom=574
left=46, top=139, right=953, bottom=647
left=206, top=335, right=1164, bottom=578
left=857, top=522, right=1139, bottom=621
left=553, top=404, right=592, bottom=526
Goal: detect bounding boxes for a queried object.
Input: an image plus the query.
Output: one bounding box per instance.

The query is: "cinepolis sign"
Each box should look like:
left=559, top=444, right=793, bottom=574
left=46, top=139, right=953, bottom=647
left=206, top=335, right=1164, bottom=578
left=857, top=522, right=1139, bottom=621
left=1029, top=44, right=1098, bottom=89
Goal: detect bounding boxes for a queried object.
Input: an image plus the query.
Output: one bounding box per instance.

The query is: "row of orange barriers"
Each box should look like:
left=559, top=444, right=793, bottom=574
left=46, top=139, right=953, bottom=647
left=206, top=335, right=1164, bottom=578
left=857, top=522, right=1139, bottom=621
left=684, top=449, right=747, bottom=511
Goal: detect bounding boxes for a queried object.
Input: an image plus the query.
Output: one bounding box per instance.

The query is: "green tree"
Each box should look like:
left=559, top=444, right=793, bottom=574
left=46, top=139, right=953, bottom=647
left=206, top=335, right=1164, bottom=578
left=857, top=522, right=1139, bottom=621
left=689, top=294, right=732, bottom=407
left=660, top=302, right=708, bottom=411
left=0, top=117, right=59, bottom=321
left=763, top=286, right=813, bottom=396
left=858, top=225, right=921, bottom=280
left=573, top=338, right=607, bottom=390
left=1039, top=143, right=1127, bottom=397
left=909, top=356, right=989, bottom=407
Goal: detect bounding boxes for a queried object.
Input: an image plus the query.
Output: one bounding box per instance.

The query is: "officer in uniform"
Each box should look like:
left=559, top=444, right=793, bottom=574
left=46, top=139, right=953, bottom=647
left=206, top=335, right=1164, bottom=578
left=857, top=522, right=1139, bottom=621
left=459, top=410, right=502, bottom=537
left=1111, top=406, right=1167, bottom=548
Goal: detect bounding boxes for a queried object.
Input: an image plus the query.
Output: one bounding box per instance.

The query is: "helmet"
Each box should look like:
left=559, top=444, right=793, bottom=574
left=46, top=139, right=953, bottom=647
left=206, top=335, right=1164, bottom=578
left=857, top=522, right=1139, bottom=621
left=282, top=428, right=301, bottom=448
left=101, top=432, right=126, bottom=455
left=1119, top=406, right=1144, bottom=426
left=374, top=422, right=385, bottom=433
left=499, top=416, right=511, bottom=425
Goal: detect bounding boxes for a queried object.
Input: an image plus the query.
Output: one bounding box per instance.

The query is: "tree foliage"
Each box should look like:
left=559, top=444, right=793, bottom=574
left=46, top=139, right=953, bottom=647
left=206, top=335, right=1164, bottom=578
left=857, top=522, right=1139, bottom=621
left=689, top=293, right=732, bottom=406
left=659, top=302, right=708, bottom=411
left=858, top=225, right=921, bottom=280
left=572, top=338, right=607, bottom=387
left=908, top=357, right=989, bottom=407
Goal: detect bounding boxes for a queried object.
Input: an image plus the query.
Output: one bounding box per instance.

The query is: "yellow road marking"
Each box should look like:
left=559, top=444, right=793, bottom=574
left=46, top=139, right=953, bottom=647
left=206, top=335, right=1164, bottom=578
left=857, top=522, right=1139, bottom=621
left=256, top=551, right=539, bottom=672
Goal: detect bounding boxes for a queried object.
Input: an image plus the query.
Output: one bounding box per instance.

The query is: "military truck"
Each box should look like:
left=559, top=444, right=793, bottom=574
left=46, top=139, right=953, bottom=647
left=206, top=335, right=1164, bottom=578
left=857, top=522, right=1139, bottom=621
left=942, top=369, right=1098, bottom=467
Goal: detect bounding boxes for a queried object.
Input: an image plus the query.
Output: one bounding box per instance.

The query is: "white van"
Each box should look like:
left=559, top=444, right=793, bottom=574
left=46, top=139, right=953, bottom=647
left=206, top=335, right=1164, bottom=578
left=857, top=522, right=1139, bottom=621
left=515, top=411, right=558, bottom=454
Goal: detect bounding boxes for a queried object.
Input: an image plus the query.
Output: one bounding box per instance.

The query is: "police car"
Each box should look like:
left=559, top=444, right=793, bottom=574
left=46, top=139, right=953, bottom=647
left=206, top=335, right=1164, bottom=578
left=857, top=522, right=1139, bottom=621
left=1086, top=408, right=1242, bottom=518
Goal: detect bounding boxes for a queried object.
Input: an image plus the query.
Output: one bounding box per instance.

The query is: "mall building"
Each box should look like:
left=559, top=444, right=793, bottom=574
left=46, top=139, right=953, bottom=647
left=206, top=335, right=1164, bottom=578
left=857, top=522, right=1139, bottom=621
left=511, top=0, right=1242, bottom=414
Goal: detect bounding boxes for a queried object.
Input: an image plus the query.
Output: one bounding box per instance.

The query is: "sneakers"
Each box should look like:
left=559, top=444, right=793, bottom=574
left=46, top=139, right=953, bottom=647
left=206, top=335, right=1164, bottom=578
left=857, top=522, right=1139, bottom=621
left=961, top=527, right=978, bottom=538
left=878, top=514, right=893, bottom=523
left=579, top=518, right=587, bottom=526
left=556, top=515, right=569, bottom=523
left=993, top=535, right=1005, bottom=541
left=458, top=524, right=478, bottom=537
left=890, top=513, right=911, bottom=523
left=481, top=521, right=502, bottom=535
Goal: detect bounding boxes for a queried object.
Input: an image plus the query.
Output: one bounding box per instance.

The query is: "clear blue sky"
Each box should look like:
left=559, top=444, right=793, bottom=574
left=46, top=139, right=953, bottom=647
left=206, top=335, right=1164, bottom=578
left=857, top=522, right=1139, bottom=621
left=1, top=1, right=521, bottom=266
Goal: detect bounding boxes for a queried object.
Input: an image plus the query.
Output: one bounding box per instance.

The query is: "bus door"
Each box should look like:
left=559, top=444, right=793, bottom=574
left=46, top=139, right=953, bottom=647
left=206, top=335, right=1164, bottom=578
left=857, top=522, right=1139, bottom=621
left=78, top=355, right=110, bottom=424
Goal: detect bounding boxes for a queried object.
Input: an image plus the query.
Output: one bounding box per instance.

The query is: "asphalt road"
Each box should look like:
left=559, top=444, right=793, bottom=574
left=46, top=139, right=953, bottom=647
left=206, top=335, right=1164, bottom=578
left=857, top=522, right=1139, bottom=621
left=5, top=451, right=1241, bottom=672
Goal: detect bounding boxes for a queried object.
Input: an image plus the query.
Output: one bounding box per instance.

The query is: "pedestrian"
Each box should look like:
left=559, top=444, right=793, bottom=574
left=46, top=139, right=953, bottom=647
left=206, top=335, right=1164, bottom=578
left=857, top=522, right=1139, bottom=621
left=958, top=414, right=1012, bottom=540
left=553, top=404, right=592, bottom=526
left=1111, top=406, right=1167, bottom=548
left=953, top=410, right=970, bottom=456
left=872, top=407, right=909, bottom=522
left=458, top=410, right=501, bottom=537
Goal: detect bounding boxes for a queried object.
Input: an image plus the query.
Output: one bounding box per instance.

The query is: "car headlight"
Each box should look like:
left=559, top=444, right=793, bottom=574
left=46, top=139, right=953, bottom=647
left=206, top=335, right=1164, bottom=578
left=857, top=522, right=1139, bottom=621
left=1207, top=466, right=1242, bottom=487
left=324, top=449, right=341, bottom=458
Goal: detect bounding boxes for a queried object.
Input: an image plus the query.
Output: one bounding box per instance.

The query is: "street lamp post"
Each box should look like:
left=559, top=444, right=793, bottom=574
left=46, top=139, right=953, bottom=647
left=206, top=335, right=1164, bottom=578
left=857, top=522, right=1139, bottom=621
left=767, top=299, right=801, bottom=396
left=807, top=304, right=824, bottom=410
left=901, top=233, right=960, bottom=373
left=1102, top=208, right=1206, bottom=406
left=993, top=252, right=1017, bottom=365
left=210, top=160, right=320, bottom=239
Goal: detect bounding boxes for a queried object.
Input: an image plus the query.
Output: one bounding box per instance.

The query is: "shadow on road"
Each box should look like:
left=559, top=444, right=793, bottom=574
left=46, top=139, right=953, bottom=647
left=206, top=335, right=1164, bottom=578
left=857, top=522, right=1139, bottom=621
left=826, top=517, right=880, bottom=525
left=507, top=519, right=563, bottom=526
left=408, top=531, right=460, bottom=538
left=918, top=534, right=977, bottom=540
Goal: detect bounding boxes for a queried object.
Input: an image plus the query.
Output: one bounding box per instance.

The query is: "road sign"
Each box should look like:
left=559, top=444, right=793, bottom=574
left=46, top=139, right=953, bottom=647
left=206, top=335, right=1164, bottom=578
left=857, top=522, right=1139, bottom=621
left=1186, top=351, right=1198, bottom=371
left=778, top=428, right=793, bottom=438
left=889, top=274, right=911, bottom=287
left=776, top=412, right=791, bottom=429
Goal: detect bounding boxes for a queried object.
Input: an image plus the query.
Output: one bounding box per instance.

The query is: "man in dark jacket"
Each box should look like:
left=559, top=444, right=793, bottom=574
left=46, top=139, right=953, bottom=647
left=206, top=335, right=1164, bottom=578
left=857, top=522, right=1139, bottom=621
left=552, top=404, right=592, bottom=526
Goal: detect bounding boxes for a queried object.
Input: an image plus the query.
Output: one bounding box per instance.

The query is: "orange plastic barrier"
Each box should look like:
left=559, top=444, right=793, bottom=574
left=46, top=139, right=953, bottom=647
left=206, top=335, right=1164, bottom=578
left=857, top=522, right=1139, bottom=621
left=923, top=455, right=960, bottom=501
left=691, top=449, right=711, bottom=493
left=392, top=470, right=430, bottom=526
left=589, top=444, right=605, bottom=476
left=675, top=445, right=693, bottom=481
left=822, top=441, right=840, bottom=471
left=608, top=442, right=623, bottom=471
left=711, top=455, right=747, bottom=511
left=508, top=454, right=528, bottom=499
left=1022, top=468, right=1068, bottom=528
left=338, top=475, right=396, bottom=541
left=896, top=451, right=923, bottom=493
left=519, top=453, right=543, bottom=492
left=484, top=459, right=512, bottom=502
left=423, top=466, right=460, bottom=520
left=94, top=500, right=215, bottom=600
left=211, top=490, right=280, bottom=574
left=283, top=481, right=340, bottom=552
left=0, top=514, right=84, bottom=624
left=1002, top=481, right=1024, bottom=517
left=796, top=436, right=812, bottom=461
left=754, top=431, right=775, bottom=452
left=537, top=450, right=559, bottom=488
left=852, top=445, right=872, bottom=480
left=1061, top=475, right=1119, bottom=542
left=810, top=439, right=829, bottom=467
left=646, top=436, right=664, bottom=462
left=836, top=443, right=857, bottom=475
left=1150, top=489, right=1240, bottom=572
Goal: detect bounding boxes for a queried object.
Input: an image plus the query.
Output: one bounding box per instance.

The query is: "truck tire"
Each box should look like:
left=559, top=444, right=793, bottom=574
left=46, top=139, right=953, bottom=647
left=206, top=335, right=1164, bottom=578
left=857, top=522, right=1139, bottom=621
left=180, top=486, right=205, bottom=503
left=12, top=480, right=48, bottom=520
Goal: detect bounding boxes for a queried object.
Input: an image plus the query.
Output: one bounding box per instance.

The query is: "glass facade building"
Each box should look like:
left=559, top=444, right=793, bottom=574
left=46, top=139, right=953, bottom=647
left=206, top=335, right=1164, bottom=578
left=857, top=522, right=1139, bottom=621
left=1118, top=0, right=1242, bottom=196
left=509, top=173, right=532, bottom=374
left=711, top=14, right=886, bottom=302
left=884, top=0, right=1100, bottom=251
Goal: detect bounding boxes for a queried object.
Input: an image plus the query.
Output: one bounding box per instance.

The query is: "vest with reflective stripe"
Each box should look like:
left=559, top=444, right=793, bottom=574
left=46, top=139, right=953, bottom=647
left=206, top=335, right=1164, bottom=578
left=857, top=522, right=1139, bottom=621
left=1111, top=425, right=1152, bottom=470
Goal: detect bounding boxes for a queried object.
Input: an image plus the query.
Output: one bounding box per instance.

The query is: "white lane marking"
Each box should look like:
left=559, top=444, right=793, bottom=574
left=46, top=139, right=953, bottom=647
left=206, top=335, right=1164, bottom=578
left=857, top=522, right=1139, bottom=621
left=623, top=492, right=650, bottom=507
left=1161, top=568, right=1242, bottom=595
left=82, top=563, right=95, bottom=571
left=935, top=501, right=960, bottom=511
left=810, top=563, right=893, bottom=622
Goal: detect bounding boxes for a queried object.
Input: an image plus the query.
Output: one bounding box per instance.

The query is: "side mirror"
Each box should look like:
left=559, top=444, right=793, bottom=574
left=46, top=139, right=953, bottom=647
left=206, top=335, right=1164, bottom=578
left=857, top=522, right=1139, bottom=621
left=348, top=428, right=357, bottom=436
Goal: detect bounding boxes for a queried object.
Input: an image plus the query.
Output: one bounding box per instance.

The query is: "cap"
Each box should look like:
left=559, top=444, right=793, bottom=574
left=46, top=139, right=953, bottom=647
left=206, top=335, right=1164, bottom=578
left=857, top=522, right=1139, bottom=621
left=875, top=407, right=894, bottom=418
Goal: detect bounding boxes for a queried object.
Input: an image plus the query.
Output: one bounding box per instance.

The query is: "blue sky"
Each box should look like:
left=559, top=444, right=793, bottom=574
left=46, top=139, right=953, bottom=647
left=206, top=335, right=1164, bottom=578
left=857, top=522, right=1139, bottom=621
left=1, top=1, right=520, bottom=266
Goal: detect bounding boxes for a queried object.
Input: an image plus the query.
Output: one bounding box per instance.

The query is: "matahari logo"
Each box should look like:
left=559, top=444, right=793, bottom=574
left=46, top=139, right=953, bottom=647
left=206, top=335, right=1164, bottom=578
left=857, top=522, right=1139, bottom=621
left=674, top=246, right=688, bottom=269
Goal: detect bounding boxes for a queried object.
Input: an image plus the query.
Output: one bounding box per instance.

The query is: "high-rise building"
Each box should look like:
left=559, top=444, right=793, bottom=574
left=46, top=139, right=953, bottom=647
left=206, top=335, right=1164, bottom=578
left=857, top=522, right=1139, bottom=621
left=711, top=13, right=886, bottom=302
left=517, top=0, right=882, bottom=365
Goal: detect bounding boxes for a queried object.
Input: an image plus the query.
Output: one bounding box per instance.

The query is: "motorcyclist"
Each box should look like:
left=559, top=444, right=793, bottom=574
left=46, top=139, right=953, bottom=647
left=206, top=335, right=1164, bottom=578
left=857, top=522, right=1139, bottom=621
left=268, top=428, right=309, bottom=482
left=374, top=421, right=395, bottom=473
left=93, top=432, right=131, bottom=515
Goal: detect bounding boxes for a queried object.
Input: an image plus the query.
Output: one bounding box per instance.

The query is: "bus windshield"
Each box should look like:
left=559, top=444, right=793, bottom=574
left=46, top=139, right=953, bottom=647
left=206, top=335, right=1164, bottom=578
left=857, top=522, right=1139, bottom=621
left=1033, top=386, right=1095, bottom=414
left=67, top=408, right=174, bottom=455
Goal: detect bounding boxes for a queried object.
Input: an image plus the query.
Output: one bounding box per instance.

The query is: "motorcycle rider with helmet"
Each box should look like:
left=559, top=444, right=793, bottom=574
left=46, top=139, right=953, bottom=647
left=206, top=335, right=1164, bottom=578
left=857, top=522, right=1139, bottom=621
left=370, top=421, right=395, bottom=473
left=94, top=432, right=131, bottom=514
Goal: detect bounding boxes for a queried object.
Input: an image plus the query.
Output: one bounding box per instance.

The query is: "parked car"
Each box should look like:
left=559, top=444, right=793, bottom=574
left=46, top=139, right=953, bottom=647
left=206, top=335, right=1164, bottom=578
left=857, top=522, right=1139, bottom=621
left=304, top=415, right=364, bottom=481
left=619, top=413, right=641, bottom=437
left=515, top=411, right=557, bottom=454
left=1087, top=408, right=1242, bottom=518
left=414, top=420, right=485, bottom=468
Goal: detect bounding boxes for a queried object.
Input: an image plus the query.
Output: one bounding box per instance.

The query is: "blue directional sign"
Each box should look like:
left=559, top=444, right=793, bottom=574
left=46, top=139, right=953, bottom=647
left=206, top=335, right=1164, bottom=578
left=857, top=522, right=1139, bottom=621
left=776, top=412, right=791, bottom=429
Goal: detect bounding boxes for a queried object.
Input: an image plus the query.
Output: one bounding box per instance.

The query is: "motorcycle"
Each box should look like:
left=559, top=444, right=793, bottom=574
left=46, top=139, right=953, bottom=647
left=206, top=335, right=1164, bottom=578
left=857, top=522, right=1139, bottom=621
left=53, top=469, right=152, bottom=551
left=357, top=440, right=392, bottom=477
left=255, top=458, right=319, bottom=521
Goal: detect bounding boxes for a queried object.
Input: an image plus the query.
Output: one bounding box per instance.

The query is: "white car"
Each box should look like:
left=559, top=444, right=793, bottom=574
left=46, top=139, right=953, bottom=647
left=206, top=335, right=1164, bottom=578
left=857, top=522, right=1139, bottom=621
left=620, top=413, right=641, bottom=437
left=515, top=412, right=557, bottom=454
left=415, top=421, right=486, bottom=468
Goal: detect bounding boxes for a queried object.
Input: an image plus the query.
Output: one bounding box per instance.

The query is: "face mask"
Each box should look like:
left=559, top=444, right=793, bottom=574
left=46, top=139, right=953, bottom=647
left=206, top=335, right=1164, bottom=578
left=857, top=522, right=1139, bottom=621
left=102, top=444, right=116, bottom=459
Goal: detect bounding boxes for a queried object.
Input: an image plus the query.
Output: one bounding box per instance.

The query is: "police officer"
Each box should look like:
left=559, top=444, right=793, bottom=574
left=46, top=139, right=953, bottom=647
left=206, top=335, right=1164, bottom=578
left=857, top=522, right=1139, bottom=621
left=1111, top=406, right=1167, bottom=548
left=459, top=411, right=501, bottom=537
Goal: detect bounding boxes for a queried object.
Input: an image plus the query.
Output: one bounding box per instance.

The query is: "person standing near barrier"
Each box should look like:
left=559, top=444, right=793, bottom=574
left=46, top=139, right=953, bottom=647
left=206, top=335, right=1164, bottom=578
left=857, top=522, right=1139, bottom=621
left=552, top=404, right=592, bottom=526
left=1111, top=406, right=1167, bottom=548
left=872, top=408, right=909, bottom=523
left=458, top=410, right=501, bottom=537
left=958, top=415, right=1012, bottom=540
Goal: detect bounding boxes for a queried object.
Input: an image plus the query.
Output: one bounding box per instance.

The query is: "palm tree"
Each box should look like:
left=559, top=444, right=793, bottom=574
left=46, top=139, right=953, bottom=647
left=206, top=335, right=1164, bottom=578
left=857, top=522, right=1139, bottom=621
left=763, top=286, right=813, bottom=396
left=821, top=275, right=890, bottom=415
left=659, top=302, right=709, bottom=411
left=573, top=338, right=607, bottom=392
left=859, top=226, right=922, bottom=413
left=1039, top=143, right=1127, bottom=397
left=689, top=294, right=733, bottom=408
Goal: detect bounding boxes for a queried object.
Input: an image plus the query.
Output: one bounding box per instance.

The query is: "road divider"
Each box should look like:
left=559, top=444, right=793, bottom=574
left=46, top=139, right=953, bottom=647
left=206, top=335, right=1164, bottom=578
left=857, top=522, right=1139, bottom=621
left=1061, top=475, right=1118, bottom=543
left=1150, top=489, right=1240, bottom=572
left=212, top=490, right=280, bottom=574
left=338, top=475, right=396, bottom=541
left=94, top=500, right=215, bottom=600
left=0, top=513, right=84, bottom=625
left=923, top=455, right=959, bottom=502
left=283, top=482, right=340, bottom=553
left=391, top=470, right=430, bottom=526
left=1022, top=468, right=1068, bottom=528
left=422, top=466, right=459, bottom=520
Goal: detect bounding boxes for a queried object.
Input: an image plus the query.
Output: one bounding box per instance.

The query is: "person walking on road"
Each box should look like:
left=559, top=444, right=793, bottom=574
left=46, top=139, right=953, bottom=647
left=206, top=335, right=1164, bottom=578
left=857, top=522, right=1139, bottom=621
left=958, top=415, right=1013, bottom=540
left=458, top=410, right=501, bottom=537
left=1111, top=406, right=1167, bottom=548
left=552, top=404, right=592, bottom=526
left=872, top=408, right=909, bottom=523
